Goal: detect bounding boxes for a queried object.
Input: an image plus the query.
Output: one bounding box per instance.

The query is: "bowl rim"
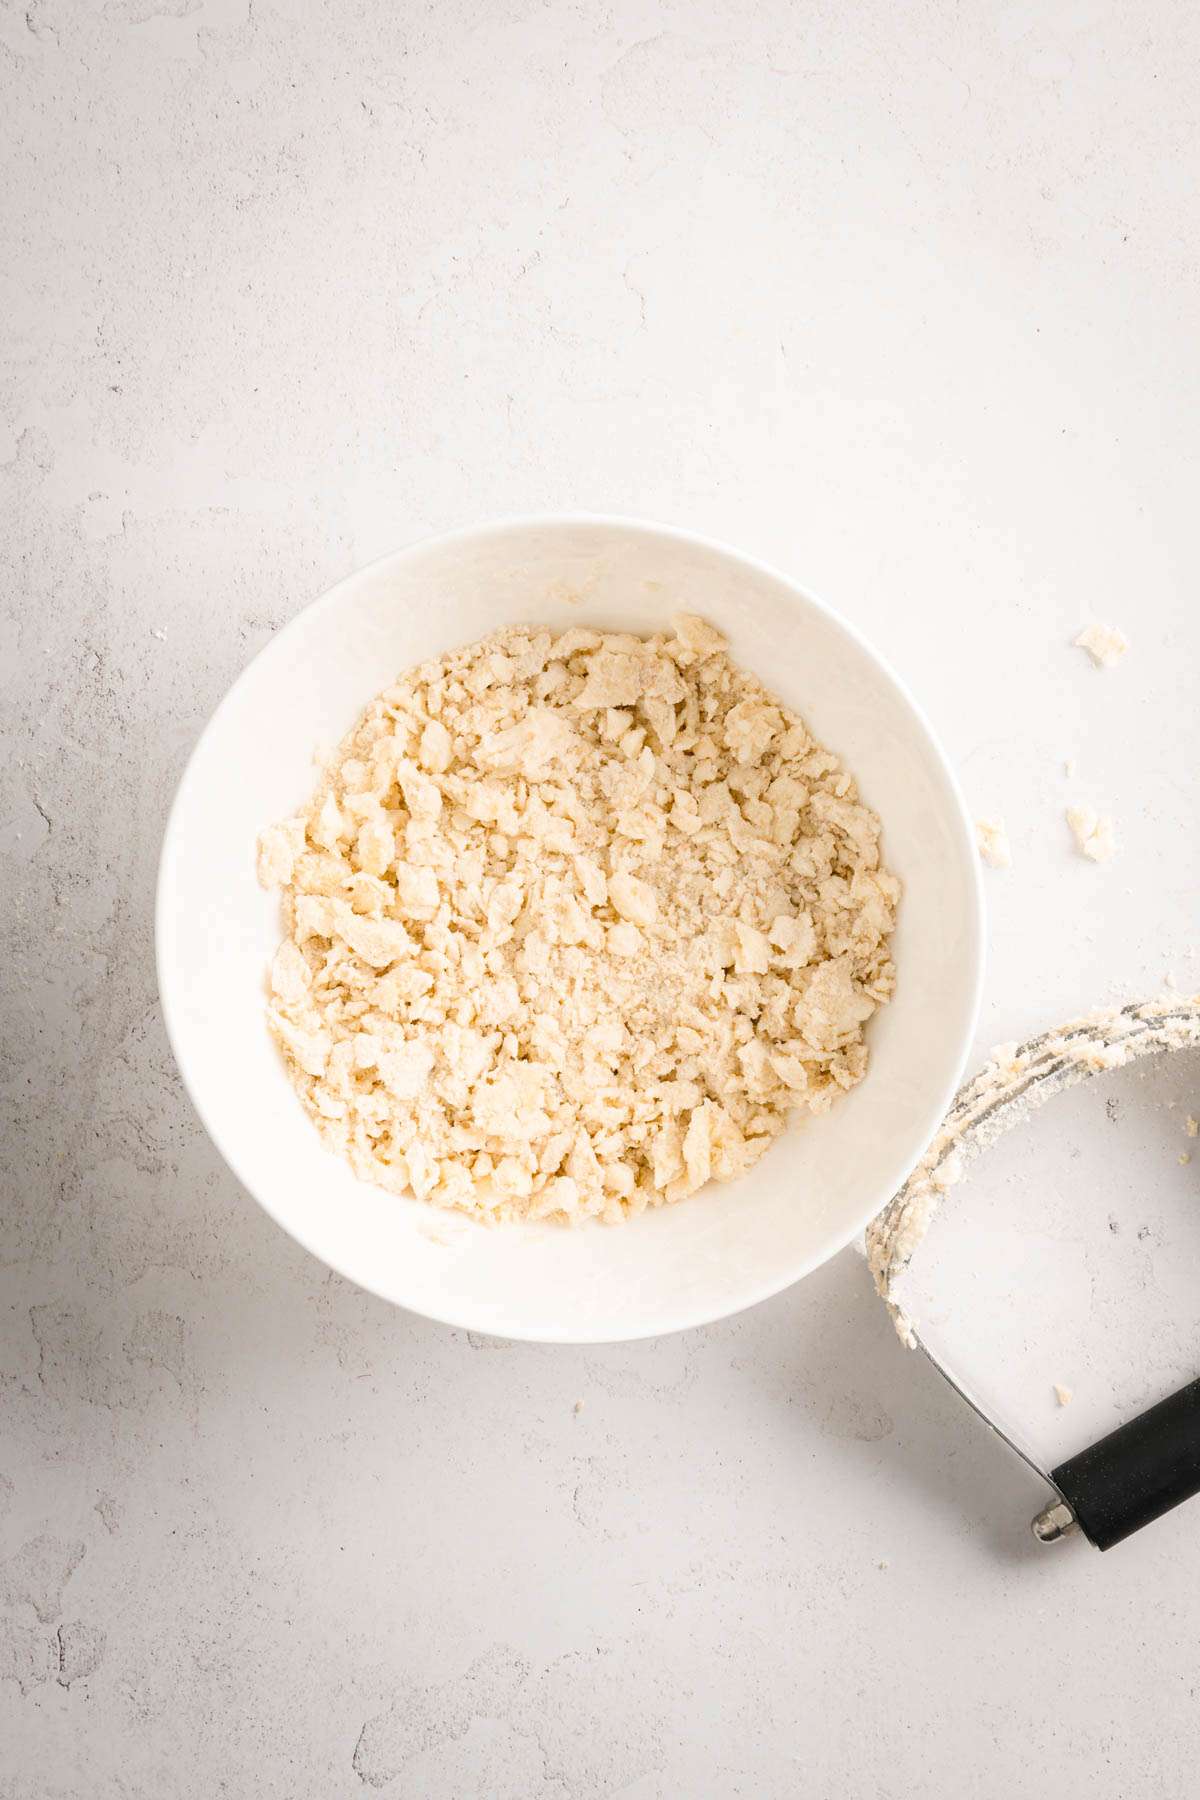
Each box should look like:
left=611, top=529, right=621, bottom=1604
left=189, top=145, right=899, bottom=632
left=156, top=510, right=986, bottom=1341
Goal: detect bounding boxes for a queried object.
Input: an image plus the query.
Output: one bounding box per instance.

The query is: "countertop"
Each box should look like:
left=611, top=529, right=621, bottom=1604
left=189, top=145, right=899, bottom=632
left=3, top=2, right=1199, bottom=1794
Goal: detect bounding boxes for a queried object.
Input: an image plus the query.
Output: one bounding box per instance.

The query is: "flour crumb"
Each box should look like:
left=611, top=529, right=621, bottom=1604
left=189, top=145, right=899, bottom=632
left=1066, top=806, right=1117, bottom=863
left=931, top=1148, right=964, bottom=1192
left=976, top=817, right=1012, bottom=869
left=1074, top=621, right=1128, bottom=668
left=258, top=618, right=898, bottom=1224
left=1070, top=1038, right=1129, bottom=1073
left=1054, top=1383, right=1073, bottom=1408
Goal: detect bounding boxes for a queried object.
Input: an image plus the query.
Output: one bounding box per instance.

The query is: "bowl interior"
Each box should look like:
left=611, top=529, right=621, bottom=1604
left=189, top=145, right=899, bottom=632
left=157, top=518, right=983, bottom=1341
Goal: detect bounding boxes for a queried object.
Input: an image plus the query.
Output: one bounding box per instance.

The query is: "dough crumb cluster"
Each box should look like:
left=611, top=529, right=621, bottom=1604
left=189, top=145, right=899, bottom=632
left=257, top=617, right=898, bottom=1224
left=1073, top=621, right=1129, bottom=668
left=975, top=816, right=1012, bottom=869
left=1066, top=805, right=1117, bottom=863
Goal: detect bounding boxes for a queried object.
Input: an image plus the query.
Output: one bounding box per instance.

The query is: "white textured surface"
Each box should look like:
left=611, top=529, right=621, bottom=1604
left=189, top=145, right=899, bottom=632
left=3, top=3, right=1199, bottom=1796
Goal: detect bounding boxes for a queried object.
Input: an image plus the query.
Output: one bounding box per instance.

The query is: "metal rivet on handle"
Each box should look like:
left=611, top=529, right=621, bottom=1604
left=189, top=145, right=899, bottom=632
left=1031, top=1500, right=1079, bottom=1543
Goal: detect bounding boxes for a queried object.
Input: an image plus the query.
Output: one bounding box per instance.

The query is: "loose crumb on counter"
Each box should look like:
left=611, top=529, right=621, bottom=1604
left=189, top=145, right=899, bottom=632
left=1066, top=806, right=1117, bottom=863
left=976, top=817, right=1012, bottom=869
left=1074, top=621, right=1129, bottom=668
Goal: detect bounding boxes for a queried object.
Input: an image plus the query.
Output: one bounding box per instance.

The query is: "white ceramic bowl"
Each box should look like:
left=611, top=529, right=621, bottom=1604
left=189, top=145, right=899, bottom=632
left=157, top=516, right=984, bottom=1342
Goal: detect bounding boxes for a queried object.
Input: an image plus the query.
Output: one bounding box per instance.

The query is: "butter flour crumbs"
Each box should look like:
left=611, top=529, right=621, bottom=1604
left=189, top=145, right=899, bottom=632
left=257, top=616, right=898, bottom=1224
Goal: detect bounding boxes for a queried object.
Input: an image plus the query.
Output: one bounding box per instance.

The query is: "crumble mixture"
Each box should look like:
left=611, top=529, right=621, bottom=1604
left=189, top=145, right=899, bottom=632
left=257, top=616, right=898, bottom=1223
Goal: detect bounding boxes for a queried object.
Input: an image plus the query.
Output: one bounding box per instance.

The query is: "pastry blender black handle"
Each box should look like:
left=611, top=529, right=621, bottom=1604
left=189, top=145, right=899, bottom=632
left=1033, top=1377, right=1200, bottom=1550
